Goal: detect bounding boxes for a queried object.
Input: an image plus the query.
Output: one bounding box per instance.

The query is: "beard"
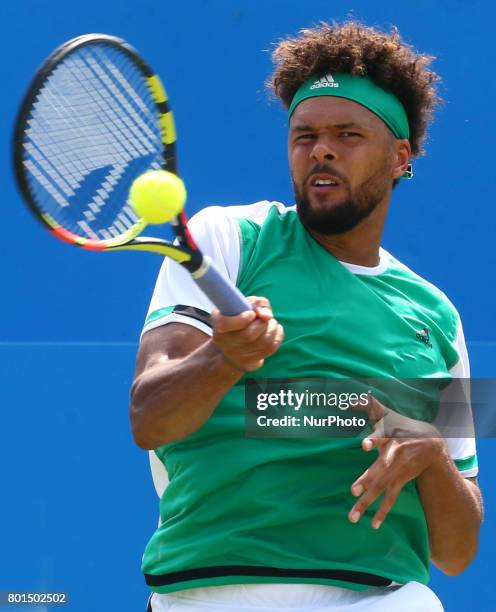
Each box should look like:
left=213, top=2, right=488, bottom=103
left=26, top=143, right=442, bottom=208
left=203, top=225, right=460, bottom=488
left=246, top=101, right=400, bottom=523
left=294, top=163, right=391, bottom=235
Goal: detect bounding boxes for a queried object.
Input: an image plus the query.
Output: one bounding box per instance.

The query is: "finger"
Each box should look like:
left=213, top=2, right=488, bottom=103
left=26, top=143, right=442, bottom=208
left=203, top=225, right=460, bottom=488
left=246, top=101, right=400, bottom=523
left=351, top=469, right=371, bottom=497
left=350, top=450, right=390, bottom=496
left=349, top=440, right=402, bottom=521
left=262, top=322, right=285, bottom=355
left=255, top=306, right=273, bottom=321
left=274, top=323, right=285, bottom=347
left=217, top=315, right=283, bottom=348
left=211, top=307, right=257, bottom=333
left=348, top=475, right=388, bottom=524
left=371, top=483, right=402, bottom=529
left=214, top=318, right=284, bottom=372
left=247, top=296, right=274, bottom=321
left=247, top=296, right=272, bottom=309
left=352, top=444, right=398, bottom=498
left=362, top=428, right=388, bottom=451
left=222, top=318, right=271, bottom=345
left=235, top=319, right=284, bottom=356
left=260, top=317, right=282, bottom=347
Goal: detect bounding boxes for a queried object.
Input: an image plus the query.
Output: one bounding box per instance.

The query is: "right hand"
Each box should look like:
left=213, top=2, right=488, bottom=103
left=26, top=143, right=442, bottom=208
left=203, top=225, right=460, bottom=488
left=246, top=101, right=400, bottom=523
left=211, top=296, right=284, bottom=372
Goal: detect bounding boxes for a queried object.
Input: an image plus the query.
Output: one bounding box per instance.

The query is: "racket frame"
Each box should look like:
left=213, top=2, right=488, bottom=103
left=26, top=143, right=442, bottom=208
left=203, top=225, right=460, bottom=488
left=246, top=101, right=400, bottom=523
left=13, top=34, right=251, bottom=314
left=12, top=34, right=194, bottom=255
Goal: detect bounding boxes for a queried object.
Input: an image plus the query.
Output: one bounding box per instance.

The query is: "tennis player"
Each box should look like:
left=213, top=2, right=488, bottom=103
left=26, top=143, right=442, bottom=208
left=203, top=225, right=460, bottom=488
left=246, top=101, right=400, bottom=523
left=131, top=21, right=483, bottom=611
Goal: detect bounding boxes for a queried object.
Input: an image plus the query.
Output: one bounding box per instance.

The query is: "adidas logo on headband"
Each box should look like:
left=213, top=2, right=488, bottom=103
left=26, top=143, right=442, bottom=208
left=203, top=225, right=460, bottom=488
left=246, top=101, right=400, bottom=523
left=310, top=74, right=339, bottom=90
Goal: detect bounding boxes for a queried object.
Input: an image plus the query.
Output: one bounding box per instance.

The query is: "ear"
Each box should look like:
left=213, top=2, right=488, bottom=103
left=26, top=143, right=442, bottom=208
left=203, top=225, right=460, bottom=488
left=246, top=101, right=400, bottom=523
left=392, top=139, right=412, bottom=180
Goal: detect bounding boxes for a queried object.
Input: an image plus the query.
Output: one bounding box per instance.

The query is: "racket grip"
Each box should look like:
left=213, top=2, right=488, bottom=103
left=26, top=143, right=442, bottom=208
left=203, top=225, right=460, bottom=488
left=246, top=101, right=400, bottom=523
left=192, top=256, right=253, bottom=316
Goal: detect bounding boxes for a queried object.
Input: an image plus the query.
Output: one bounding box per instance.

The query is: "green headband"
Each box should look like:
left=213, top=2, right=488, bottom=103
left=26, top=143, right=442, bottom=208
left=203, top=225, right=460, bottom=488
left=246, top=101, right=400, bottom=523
left=288, top=73, right=410, bottom=140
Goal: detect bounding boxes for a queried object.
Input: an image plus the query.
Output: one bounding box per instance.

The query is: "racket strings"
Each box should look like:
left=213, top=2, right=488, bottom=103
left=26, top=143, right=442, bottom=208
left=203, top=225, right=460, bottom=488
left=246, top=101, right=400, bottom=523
left=67, top=46, right=161, bottom=235
left=22, top=43, right=165, bottom=241
left=65, top=48, right=156, bottom=237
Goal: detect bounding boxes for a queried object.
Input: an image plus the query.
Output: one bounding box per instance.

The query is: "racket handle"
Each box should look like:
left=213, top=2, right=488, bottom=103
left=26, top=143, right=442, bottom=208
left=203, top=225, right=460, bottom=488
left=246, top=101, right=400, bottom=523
left=192, top=256, right=253, bottom=316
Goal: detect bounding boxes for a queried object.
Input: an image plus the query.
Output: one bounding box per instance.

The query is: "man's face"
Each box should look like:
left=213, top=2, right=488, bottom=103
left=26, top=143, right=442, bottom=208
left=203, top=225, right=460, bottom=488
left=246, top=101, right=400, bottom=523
left=288, top=97, right=398, bottom=235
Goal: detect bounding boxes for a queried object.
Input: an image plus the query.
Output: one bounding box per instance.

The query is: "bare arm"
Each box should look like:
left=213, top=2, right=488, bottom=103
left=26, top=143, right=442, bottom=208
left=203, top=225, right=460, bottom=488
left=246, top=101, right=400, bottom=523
left=348, top=397, right=483, bottom=576
left=130, top=298, right=284, bottom=449
left=130, top=323, right=242, bottom=448
left=416, top=448, right=483, bottom=575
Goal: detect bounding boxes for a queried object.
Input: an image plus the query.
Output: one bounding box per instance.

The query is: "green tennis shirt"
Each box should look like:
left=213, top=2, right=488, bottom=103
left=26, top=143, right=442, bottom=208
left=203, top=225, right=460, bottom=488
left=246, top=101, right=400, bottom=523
left=141, top=203, right=476, bottom=594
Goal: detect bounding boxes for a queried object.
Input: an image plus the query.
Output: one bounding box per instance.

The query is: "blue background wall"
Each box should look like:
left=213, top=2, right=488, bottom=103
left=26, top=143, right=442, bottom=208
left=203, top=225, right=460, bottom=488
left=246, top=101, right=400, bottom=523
left=1, top=1, right=494, bottom=610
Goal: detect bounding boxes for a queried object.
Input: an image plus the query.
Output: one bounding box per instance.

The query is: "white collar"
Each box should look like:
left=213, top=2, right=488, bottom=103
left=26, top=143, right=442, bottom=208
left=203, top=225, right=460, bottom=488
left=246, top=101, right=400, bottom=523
left=339, top=248, right=389, bottom=276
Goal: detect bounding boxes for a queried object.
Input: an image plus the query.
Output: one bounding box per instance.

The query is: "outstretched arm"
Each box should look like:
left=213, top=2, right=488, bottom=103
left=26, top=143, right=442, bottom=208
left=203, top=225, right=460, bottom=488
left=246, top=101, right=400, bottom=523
left=130, top=298, right=284, bottom=448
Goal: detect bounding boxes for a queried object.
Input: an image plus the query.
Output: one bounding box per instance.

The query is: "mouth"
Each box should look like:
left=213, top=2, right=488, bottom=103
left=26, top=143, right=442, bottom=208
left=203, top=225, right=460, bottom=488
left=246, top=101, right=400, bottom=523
left=307, top=173, right=342, bottom=191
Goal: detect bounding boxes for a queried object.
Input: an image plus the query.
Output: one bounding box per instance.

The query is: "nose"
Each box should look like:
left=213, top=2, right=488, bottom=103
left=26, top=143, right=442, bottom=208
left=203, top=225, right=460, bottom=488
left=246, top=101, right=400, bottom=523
left=310, top=138, right=337, bottom=164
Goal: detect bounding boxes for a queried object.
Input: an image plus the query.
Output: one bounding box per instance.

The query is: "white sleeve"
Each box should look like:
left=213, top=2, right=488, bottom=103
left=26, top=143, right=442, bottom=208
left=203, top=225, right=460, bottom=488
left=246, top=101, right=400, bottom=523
left=437, top=317, right=478, bottom=478
left=141, top=205, right=241, bottom=339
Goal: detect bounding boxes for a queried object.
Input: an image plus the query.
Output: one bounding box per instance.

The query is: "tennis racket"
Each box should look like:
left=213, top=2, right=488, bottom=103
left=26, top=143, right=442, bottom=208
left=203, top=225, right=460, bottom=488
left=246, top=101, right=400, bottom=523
left=13, top=33, right=251, bottom=316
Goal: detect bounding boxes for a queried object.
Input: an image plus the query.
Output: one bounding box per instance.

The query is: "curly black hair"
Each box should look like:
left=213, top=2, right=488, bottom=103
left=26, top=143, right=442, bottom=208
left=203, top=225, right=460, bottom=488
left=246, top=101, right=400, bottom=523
left=268, top=21, right=441, bottom=157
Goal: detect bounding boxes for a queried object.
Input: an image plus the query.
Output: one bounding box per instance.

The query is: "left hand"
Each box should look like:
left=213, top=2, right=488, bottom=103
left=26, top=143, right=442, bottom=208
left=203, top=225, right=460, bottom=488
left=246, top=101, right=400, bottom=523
left=348, top=394, right=446, bottom=530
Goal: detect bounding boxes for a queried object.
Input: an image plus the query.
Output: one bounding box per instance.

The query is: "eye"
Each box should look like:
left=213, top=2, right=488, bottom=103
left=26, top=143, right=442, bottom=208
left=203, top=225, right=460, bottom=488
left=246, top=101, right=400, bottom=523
left=340, top=131, right=361, bottom=138
left=294, top=133, right=315, bottom=142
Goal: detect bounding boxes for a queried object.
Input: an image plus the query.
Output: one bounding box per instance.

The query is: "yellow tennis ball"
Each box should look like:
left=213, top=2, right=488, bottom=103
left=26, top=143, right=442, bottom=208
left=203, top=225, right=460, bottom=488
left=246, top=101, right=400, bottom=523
left=129, top=170, right=186, bottom=224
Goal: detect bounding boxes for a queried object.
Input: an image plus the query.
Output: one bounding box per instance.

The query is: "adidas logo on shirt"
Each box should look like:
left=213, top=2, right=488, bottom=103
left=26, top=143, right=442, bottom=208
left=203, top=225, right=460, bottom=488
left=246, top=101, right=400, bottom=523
left=416, top=327, right=433, bottom=348
left=309, top=74, right=339, bottom=89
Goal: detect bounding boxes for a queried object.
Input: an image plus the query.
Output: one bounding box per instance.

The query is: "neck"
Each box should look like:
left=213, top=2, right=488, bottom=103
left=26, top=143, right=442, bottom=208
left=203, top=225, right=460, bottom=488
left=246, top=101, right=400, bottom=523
left=306, top=198, right=389, bottom=267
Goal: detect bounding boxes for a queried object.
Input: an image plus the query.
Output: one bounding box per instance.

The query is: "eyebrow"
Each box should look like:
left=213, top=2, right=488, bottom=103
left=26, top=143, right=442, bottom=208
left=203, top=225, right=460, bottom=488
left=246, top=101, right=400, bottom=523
left=291, top=122, right=367, bottom=132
